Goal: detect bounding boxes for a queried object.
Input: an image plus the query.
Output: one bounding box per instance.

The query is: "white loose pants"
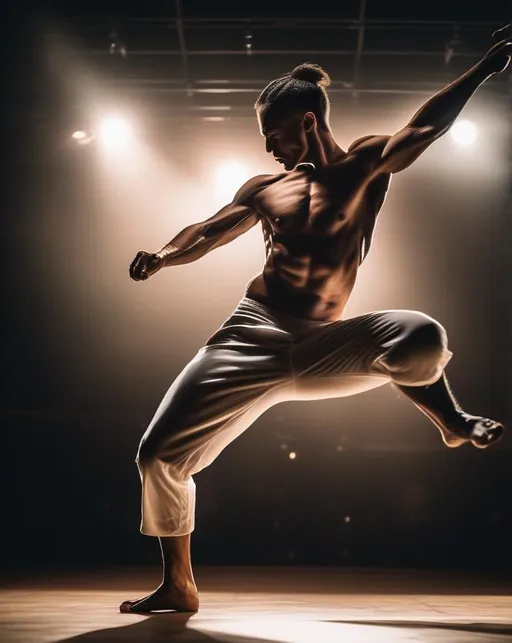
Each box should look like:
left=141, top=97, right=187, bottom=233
left=136, top=297, right=452, bottom=536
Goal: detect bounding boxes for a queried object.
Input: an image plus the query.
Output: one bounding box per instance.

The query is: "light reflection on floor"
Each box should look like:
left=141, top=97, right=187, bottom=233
left=2, top=567, right=512, bottom=643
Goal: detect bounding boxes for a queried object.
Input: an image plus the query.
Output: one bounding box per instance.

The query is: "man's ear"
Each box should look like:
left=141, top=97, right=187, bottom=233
left=303, top=111, right=317, bottom=132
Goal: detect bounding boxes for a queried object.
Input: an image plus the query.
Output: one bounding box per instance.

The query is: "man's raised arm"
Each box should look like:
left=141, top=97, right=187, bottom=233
left=129, top=176, right=267, bottom=281
left=374, top=25, right=511, bottom=175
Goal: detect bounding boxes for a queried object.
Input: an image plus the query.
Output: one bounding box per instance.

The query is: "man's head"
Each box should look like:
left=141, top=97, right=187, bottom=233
left=255, top=63, right=331, bottom=170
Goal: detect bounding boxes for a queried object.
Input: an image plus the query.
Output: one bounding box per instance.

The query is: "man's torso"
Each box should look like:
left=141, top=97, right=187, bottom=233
left=244, top=150, right=392, bottom=321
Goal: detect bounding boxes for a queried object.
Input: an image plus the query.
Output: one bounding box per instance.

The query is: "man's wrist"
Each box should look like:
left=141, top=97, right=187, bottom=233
left=474, top=56, right=499, bottom=79
left=155, top=244, right=180, bottom=264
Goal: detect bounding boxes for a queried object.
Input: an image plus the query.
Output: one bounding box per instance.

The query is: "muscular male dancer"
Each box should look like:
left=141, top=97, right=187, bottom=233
left=122, top=26, right=510, bottom=613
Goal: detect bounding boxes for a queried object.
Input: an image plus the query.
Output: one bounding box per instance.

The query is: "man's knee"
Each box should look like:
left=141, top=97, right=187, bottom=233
left=401, top=317, right=448, bottom=360
left=135, top=429, right=191, bottom=482
left=135, top=430, right=172, bottom=470
left=378, top=315, right=452, bottom=386
left=135, top=436, right=157, bottom=468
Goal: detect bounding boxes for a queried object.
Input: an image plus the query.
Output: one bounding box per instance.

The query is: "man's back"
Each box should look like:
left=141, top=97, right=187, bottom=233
left=245, top=151, right=392, bottom=321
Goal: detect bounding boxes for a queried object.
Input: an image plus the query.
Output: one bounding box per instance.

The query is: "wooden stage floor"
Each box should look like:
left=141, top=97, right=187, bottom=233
left=2, top=566, right=512, bottom=642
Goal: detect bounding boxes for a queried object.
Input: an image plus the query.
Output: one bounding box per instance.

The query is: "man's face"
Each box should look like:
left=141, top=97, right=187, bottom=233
left=260, top=111, right=310, bottom=171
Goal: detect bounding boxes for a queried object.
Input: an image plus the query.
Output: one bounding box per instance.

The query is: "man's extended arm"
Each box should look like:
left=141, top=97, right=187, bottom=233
left=373, top=27, right=511, bottom=174
left=154, top=203, right=259, bottom=268
left=129, top=176, right=266, bottom=281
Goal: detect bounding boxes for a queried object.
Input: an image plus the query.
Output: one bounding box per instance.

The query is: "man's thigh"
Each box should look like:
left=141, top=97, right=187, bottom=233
left=138, top=344, right=294, bottom=473
left=290, top=310, right=429, bottom=401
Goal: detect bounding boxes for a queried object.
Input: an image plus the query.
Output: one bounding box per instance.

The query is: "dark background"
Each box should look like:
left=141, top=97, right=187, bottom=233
left=3, top=0, right=511, bottom=570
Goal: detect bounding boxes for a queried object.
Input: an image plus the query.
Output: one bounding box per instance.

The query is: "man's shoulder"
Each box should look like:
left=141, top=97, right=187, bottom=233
left=347, top=134, right=391, bottom=155
left=234, top=173, right=284, bottom=203
left=345, top=135, right=392, bottom=178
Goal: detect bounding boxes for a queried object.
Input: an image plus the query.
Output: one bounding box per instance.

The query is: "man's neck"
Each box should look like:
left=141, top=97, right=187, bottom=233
left=307, top=127, right=346, bottom=168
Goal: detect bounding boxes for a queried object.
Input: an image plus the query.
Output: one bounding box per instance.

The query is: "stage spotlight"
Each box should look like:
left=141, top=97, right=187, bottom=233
left=100, top=116, right=133, bottom=148
left=245, top=30, right=253, bottom=56
left=109, top=30, right=127, bottom=57
left=288, top=451, right=297, bottom=460
left=450, top=120, right=477, bottom=147
left=71, top=130, right=94, bottom=145
left=214, top=161, right=250, bottom=197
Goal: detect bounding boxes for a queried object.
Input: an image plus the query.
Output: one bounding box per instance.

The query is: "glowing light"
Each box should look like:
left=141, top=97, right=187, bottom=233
left=288, top=451, right=297, bottom=460
left=344, top=515, right=351, bottom=523
left=450, top=120, right=477, bottom=147
left=100, top=117, right=133, bottom=147
left=71, top=130, right=94, bottom=145
left=214, top=161, right=250, bottom=199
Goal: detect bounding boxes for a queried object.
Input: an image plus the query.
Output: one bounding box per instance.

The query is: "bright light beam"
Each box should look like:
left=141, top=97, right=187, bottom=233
left=450, top=120, right=477, bottom=147
left=100, top=116, right=134, bottom=148
left=214, top=161, right=250, bottom=201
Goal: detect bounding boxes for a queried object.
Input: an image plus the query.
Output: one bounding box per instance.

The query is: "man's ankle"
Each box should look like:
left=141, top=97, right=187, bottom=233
left=162, top=569, right=195, bottom=589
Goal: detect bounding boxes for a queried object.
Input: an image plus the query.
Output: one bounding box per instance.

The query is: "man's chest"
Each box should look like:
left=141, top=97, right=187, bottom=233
left=254, top=164, right=373, bottom=235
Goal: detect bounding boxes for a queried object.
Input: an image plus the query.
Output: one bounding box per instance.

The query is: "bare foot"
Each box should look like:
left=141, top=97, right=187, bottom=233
left=459, top=414, right=504, bottom=449
left=440, top=413, right=504, bottom=449
left=120, top=580, right=199, bottom=613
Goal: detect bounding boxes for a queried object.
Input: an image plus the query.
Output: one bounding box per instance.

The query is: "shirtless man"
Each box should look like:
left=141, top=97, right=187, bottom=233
left=122, top=26, right=510, bottom=613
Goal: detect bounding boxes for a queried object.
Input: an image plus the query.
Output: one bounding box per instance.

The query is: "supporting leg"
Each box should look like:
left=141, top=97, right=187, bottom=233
left=120, top=306, right=296, bottom=614
left=120, top=534, right=199, bottom=613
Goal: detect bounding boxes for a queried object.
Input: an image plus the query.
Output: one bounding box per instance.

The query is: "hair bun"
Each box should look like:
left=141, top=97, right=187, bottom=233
left=290, top=63, right=331, bottom=87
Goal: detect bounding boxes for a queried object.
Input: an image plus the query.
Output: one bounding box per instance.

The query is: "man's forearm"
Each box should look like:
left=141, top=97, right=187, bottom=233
left=155, top=224, right=215, bottom=267
left=408, top=59, right=495, bottom=133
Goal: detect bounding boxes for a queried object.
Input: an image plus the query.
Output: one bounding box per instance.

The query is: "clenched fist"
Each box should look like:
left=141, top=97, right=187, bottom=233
left=129, top=251, right=163, bottom=281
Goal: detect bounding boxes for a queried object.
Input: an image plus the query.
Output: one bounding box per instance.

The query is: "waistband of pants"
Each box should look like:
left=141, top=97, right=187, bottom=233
left=236, top=296, right=332, bottom=334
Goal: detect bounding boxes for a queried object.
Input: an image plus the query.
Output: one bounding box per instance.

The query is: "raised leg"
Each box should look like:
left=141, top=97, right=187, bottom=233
left=396, top=373, right=504, bottom=449
left=291, top=308, right=504, bottom=449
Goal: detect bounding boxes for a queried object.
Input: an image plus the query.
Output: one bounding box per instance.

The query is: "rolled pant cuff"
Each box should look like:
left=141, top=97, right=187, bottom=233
left=140, top=522, right=195, bottom=537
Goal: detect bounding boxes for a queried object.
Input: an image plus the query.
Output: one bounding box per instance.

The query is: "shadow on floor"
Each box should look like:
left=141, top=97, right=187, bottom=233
left=328, top=619, right=512, bottom=637
left=58, top=612, right=283, bottom=643
left=56, top=615, right=512, bottom=643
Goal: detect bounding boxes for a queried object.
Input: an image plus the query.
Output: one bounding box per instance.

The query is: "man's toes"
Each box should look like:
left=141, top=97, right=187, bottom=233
left=120, top=600, right=145, bottom=613
left=120, top=601, right=135, bottom=613
left=471, top=420, right=504, bottom=449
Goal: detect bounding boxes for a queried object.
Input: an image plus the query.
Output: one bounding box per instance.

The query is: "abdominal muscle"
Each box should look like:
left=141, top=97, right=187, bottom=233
left=242, top=163, right=380, bottom=321
left=245, top=254, right=359, bottom=321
